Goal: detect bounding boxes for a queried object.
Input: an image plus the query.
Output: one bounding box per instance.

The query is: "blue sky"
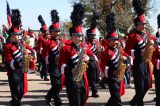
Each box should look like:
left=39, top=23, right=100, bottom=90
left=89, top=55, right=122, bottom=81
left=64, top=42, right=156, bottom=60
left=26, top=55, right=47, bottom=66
left=0, top=0, right=73, bottom=30
left=0, top=0, right=160, bottom=34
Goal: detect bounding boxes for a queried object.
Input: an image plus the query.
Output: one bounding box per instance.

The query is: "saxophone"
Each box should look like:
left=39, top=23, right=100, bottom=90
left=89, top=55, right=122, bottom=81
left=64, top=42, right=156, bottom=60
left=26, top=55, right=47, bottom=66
left=116, top=42, right=127, bottom=82
left=144, top=33, right=155, bottom=62
left=143, top=32, right=155, bottom=71
left=21, top=30, right=32, bottom=73
left=73, top=37, right=88, bottom=82
left=23, top=50, right=32, bottom=72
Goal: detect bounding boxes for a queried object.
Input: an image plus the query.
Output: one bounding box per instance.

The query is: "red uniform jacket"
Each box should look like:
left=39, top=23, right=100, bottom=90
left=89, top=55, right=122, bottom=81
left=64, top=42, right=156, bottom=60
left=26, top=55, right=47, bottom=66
left=46, top=38, right=66, bottom=65
left=4, top=42, right=28, bottom=95
left=125, top=30, right=155, bottom=88
left=152, top=45, right=160, bottom=70
left=86, top=39, right=103, bottom=54
left=58, top=40, right=95, bottom=101
left=101, top=46, right=132, bottom=96
left=102, top=38, right=109, bottom=50
left=86, top=39, right=103, bottom=77
left=37, top=35, right=51, bottom=61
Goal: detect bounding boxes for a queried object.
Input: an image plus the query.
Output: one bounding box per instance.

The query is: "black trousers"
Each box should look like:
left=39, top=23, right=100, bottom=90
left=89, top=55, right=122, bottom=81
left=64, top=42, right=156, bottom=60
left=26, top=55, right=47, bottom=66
left=131, top=60, right=150, bottom=106
left=106, top=77, right=122, bottom=106
left=8, top=69, right=24, bottom=106
left=41, top=59, right=48, bottom=77
left=37, top=54, right=42, bottom=72
left=46, top=68, right=61, bottom=105
left=87, top=60, right=98, bottom=95
left=66, top=84, right=87, bottom=106
left=154, top=68, right=160, bottom=106
left=124, top=67, right=131, bottom=85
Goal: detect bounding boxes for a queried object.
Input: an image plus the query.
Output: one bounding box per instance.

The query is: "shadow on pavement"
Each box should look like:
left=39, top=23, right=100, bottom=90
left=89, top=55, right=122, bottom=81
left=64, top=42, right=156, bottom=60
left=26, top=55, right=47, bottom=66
left=28, top=79, right=43, bottom=81
left=0, top=99, right=106, bottom=106
left=0, top=82, right=8, bottom=86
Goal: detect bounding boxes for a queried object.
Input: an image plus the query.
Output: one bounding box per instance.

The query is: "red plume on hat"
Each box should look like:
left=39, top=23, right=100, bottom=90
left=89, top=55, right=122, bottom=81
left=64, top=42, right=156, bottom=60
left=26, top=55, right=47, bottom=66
left=38, top=15, right=47, bottom=33
left=132, top=0, right=146, bottom=25
left=49, top=9, right=60, bottom=32
left=69, top=3, right=85, bottom=36
left=8, top=9, right=22, bottom=36
left=86, top=12, right=99, bottom=36
left=105, top=12, right=118, bottom=40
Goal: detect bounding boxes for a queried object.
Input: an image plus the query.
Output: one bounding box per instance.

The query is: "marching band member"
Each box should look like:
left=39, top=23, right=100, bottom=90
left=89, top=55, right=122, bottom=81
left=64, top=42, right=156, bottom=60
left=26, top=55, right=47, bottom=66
left=37, top=15, right=50, bottom=81
left=45, top=9, right=62, bottom=106
left=100, top=31, right=110, bottom=89
left=86, top=12, right=100, bottom=97
left=119, top=33, right=131, bottom=88
left=58, top=3, right=96, bottom=106
left=25, top=29, right=37, bottom=49
left=4, top=9, right=28, bottom=106
left=102, top=12, right=132, bottom=106
left=152, top=14, right=160, bottom=106
left=125, top=1, right=153, bottom=105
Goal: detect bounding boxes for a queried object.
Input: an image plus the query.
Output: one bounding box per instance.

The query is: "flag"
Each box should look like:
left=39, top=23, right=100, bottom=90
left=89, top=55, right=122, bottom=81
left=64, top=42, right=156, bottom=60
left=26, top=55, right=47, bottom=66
left=6, top=0, right=12, bottom=28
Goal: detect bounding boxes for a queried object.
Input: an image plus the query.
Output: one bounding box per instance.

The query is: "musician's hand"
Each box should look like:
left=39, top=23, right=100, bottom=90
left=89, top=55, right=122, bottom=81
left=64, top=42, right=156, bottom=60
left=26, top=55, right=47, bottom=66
left=59, top=41, right=64, bottom=49
left=82, top=55, right=89, bottom=64
left=72, top=68, right=76, bottom=75
left=122, top=56, right=127, bottom=61
left=140, top=51, right=145, bottom=56
left=97, top=45, right=103, bottom=51
left=25, top=49, right=31, bottom=54
left=19, top=62, right=25, bottom=67
left=33, top=57, right=37, bottom=62
left=113, top=70, right=120, bottom=76
left=22, top=30, right=26, bottom=34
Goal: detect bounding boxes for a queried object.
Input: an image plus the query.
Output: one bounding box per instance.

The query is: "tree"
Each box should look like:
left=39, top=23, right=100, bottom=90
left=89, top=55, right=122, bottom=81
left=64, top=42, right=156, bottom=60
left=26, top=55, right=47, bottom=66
left=60, top=20, right=72, bottom=39
left=69, top=0, right=157, bottom=36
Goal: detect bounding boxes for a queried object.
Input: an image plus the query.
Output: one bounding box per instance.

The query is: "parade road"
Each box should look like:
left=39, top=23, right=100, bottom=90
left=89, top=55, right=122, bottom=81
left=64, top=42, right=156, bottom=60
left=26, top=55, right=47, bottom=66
left=0, top=72, right=156, bottom=106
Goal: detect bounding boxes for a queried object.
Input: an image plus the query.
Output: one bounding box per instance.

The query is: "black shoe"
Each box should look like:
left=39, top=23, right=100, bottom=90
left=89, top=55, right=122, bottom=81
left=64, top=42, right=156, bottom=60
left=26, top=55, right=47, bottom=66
left=91, top=93, right=99, bottom=98
left=9, top=100, right=14, bottom=106
left=99, top=83, right=106, bottom=89
left=125, top=84, right=131, bottom=88
left=44, top=77, right=49, bottom=81
left=129, top=100, right=137, bottom=106
left=154, top=97, right=156, bottom=101
left=40, top=74, right=43, bottom=79
left=45, top=96, right=53, bottom=106
left=9, top=100, right=21, bottom=106
left=104, top=103, right=108, bottom=106
left=55, top=102, right=62, bottom=106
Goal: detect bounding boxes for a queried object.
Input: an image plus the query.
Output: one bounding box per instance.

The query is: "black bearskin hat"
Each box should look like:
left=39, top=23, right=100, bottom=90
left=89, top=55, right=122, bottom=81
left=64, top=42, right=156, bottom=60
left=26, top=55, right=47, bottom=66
left=49, top=9, right=60, bottom=32
left=69, top=3, right=85, bottom=36
left=38, top=15, right=47, bottom=33
left=132, top=0, right=146, bottom=25
left=8, top=9, right=22, bottom=36
left=105, top=12, right=118, bottom=40
left=86, top=12, right=99, bottom=37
